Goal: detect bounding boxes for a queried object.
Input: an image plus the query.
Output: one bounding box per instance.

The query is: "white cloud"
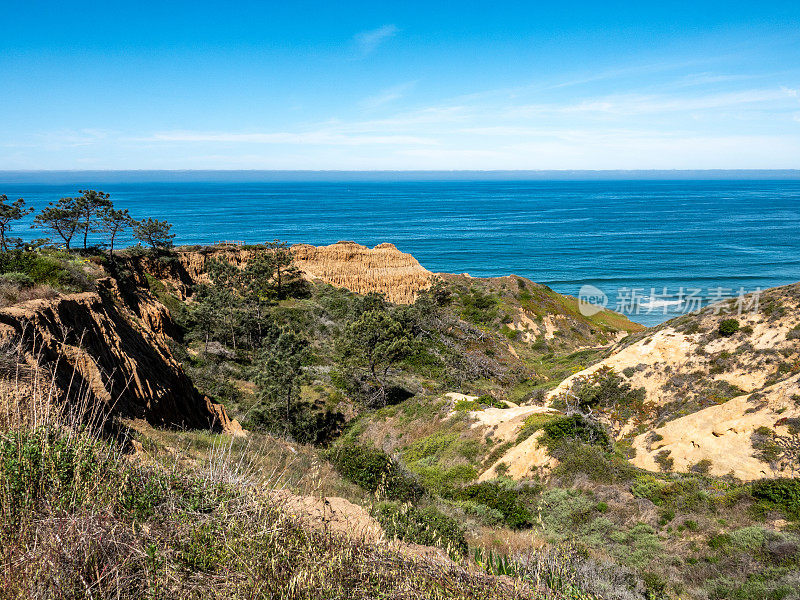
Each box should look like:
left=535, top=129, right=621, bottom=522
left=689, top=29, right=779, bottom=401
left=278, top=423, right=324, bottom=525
left=353, top=25, right=398, bottom=56
left=359, top=81, right=416, bottom=110
left=6, top=70, right=800, bottom=169
left=508, top=89, right=790, bottom=118
left=139, top=130, right=437, bottom=146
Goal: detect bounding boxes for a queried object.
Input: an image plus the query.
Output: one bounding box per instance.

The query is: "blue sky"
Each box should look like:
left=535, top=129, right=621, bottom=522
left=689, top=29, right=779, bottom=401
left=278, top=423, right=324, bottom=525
left=2, top=1, right=800, bottom=170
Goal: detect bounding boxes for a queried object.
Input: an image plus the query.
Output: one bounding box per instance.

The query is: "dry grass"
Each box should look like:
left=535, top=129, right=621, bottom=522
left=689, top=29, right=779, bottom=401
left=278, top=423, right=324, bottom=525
left=0, top=283, right=59, bottom=309
left=0, top=366, right=551, bottom=600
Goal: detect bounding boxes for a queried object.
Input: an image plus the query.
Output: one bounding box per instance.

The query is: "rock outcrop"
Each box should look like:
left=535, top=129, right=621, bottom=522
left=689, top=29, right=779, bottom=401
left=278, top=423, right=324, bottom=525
left=0, top=277, right=238, bottom=433
left=544, top=284, right=800, bottom=479
left=292, top=241, right=432, bottom=304
left=630, top=374, right=800, bottom=480
left=131, top=241, right=433, bottom=305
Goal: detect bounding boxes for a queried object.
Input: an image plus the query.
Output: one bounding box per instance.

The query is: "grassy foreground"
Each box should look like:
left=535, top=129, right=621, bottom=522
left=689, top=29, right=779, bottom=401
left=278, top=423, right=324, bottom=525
left=0, top=394, right=551, bottom=600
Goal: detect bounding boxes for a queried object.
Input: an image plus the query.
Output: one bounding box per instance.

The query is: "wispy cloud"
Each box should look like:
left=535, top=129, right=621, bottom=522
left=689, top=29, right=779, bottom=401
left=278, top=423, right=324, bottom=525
left=359, top=81, right=416, bottom=110
left=139, top=129, right=437, bottom=146
left=506, top=88, right=792, bottom=118
left=353, top=24, right=398, bottom=57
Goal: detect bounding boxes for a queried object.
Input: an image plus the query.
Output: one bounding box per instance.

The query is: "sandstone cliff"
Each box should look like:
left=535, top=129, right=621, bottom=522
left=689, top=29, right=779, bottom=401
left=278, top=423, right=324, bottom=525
left=292, top=242, right=432, bottom=304
left=544, top=284, right=800, bottom=480
left=445, top=283, right=800, bottom=482
left=131, top=241, right=432, bottom=304
left=0, top=276, right=239, bottom=433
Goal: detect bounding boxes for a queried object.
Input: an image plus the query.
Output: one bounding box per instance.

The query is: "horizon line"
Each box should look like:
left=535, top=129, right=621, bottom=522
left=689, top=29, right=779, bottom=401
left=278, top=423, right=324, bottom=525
left=2, top=168, right=800, bottom=184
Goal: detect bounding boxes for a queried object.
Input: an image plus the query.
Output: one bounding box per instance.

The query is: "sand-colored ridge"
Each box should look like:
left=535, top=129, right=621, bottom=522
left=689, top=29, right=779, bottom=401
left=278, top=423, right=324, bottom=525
left=630, top=374, right=800, bottom=480
left=134, top=241, right=433, bottom=305
left=291, top=241, right=433, bottom=304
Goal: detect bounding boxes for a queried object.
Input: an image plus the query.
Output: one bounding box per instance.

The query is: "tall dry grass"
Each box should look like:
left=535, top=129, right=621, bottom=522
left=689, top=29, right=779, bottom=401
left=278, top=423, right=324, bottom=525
left=0, top=348, right=544, bottom=600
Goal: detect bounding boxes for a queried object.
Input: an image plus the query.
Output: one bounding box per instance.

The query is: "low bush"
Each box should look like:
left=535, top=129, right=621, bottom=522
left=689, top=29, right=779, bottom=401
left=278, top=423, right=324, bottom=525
left=550, top=440, right=638, bottom=484
left=0, top=427, right=117, bottom=523
left=454, top=399, right=481, bottom=411
left=718, top=319, right=740, bottom=337
left=325, top=440, right=424, bottom=501
left=372, top=501, right=468, bottom=558
left=751, top=478, right=800, bottom=519
left=516, top=412, right=558, bottom=443
left=476, top=394, right=506, bottom=409
left=631, top=475, right=667, bottom=505
left=541, top=415, right=610, bottom=449
left=450, top=481, right=534, bottom=529
left=0, top=249, right=93, bottom=290
left=0, top=271, right=34, bottom=288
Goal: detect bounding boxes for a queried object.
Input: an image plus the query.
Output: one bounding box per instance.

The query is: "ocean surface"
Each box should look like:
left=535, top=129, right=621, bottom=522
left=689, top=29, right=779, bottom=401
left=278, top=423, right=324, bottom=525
left=2, top=178, right=799, bottom=327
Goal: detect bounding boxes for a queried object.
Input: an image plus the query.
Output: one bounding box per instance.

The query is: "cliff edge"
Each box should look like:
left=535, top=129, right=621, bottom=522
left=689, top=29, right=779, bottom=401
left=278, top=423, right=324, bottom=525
left=0, top=276, right=239, bottom=433
left=132, top=241, right=432, bottom=305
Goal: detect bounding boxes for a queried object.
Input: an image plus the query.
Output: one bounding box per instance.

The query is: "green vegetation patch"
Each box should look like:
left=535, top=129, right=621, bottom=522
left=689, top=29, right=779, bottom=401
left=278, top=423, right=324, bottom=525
left=325, top=440, right=423, bottom=502
left=751, top=478, right=800, bottom=520
left=449, top=481, right=535, bottom=529
left=540, top=415, right=611, bottom=449
left=401, top=431, right=482, bottom=490
left=372, top=501, right=468, bottom=558
left=718, top=318, right=740, bottom=337
left=0, top=249, right=95, bottom=291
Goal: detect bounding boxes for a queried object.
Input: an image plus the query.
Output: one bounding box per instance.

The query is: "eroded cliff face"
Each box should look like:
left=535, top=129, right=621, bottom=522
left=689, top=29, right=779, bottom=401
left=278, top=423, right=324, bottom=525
left=544, top=284, right=800, bottom=480
left=0, top=277, right=239, bottom=433
left=132, top=241, right=433, bottom=304
left=292, top=242, right=432, bottom=304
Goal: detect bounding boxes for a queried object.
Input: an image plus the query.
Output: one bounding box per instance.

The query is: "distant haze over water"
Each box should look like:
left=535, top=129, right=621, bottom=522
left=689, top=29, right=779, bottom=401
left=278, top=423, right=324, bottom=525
left=2, top=172, right=799, bottom=326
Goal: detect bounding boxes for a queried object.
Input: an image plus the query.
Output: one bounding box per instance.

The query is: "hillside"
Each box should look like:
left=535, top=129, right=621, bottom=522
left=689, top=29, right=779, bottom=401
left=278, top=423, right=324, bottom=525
left=1, top=241, right=798, bottom=600
left=543, top=284, right=800, bottom=479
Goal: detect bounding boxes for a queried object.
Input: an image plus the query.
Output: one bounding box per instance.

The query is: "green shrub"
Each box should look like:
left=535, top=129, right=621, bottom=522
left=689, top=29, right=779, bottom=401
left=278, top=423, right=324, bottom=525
left=0, top=427, right=114, bottom=521
left=325, top=441, right=423, bottom=501
left=718, top=319, right=740, bottom=337
left=690, top=458, right=713, bottom=474
left=728, top=526, right=766, bottom=552
left=458, top=289, right=499, bottom=325
left=654, top=449, right=674, bottom=472
left=0, top=272, right=34, bottom=288
left=541, top=415, right=610, bottom=449
left=448, top=499, right=505, bottom=526
left=453, top=399, right=481, bottom=411
left=631, top=475, right=667, bottom=505
left=0, top=250, right=88, bottom=289
left=516, top=412, right=558, bottom=443
left=119, top=470, right=168, bottom=520
left=450, top=482, right=533, bottom=529
left=550, top=440, right=638, bottom=484
left=476, top=394, right=506, bottom=409
left=708, top=533, right=732, bottom=549
left=372, top=502, right=468, bottom=558
left=751, top=478, right=800, bottom=519
left=178, top=522, right=232, bottom=572
left=684, top=519, right=699, bottom=532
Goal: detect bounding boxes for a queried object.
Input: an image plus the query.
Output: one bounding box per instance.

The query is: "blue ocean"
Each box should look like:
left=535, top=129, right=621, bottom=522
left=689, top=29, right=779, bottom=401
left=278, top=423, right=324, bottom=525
left=2, top=176, right=799, bottom=326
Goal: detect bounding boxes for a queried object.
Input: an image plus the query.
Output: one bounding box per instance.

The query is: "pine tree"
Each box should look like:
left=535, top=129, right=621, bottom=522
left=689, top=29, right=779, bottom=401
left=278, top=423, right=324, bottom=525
left=0, top=195, right=33, bottom=252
